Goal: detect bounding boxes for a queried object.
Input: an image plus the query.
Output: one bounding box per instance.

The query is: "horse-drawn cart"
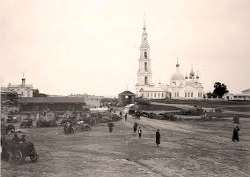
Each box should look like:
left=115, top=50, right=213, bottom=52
left=1, top=134, right=39, bottom=163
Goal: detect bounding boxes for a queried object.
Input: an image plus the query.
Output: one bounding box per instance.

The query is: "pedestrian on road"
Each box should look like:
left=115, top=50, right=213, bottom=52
left=138, top=127, right=142, bottom=138
left=125, top=113, right=127, bottom=121
left=120, top=111, right=122, bottom=117
left=156, top=129, right=160, bottom=147
left=133, top=122, right=138, bottom=133
left=232, top=125, right=240, bottom=142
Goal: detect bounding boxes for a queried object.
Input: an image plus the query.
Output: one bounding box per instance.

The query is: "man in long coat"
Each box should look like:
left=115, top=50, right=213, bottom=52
left=133, top=122, right=138, bottom=133
left=232, top=125, right=240, bottom=142
left=138, top=127, right=142, bottom=138
left=156, top=129, right=160, bottom=147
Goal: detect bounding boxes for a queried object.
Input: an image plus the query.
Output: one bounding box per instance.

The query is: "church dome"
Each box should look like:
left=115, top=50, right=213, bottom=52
left=171, top=60, right=184, bottom=81
left=171, top=72, right=185, bottom=81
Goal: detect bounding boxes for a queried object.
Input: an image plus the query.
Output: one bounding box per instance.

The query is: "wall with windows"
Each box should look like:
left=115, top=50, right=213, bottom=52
left=141, top=91, right=169, bottom=99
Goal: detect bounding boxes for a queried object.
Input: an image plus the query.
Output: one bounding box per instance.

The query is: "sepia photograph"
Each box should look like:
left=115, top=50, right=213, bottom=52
left=0, top=0, right=250, bottom=176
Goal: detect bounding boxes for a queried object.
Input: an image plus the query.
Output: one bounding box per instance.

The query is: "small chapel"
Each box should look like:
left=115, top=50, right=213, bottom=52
left=135, top=23, right=204, bottom=100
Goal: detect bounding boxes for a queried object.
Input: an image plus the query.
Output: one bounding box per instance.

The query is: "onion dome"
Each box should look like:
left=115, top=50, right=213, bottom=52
left=196, top=70, right=199, bottom=79
left=189, top=67, right=195, bottom=78
left=171, top=59, right=184, bottom=81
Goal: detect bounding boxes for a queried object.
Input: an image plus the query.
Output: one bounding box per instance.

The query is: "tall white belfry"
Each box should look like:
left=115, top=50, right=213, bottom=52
left=136, top=22, right=153, bottom=95
left=134, top=20, right=204, bottom=99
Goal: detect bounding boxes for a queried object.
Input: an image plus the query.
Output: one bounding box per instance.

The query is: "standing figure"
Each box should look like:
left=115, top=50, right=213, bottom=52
left=156, top=129, right=160, bottom=147
left=125, top=113, right=127, bottom=121
left=232, top=125, right=240, bottom=142
left=120, top=111, right=122, bottom=117
left=138, top=127, right=142, bottom=138
left=133, top=122, right=138, bottom=133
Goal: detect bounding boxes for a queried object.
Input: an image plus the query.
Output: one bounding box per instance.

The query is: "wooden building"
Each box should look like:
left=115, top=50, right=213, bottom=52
left=118, top=91, right=135, bottom=106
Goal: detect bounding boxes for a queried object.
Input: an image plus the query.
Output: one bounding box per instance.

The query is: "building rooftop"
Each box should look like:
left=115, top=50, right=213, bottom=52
left=18, top=97, right=86, bottom=104
left=119, top=91, right=135, bottom=96
left=242, top=89, right=250, bottom=94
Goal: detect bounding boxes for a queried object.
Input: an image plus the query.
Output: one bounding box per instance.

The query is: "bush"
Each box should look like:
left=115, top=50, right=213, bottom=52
left=136, top=98, right=151, bottom=106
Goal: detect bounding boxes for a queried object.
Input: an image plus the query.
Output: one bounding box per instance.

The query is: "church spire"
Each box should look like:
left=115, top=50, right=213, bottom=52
left=176, top=58, right=180, bottom=67
left=140, top=19, right=149, bottom=49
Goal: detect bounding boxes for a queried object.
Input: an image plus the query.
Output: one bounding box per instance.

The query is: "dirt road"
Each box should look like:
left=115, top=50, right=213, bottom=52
left=2, top=116, right=250, bottom=177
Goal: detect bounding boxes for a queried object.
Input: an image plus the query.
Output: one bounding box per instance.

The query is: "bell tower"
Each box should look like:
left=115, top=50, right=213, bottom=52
left=136, top=22, right=153, bottom=95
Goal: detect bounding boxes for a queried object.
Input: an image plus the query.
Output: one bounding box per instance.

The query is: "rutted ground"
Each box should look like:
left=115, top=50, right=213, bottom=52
left=1, top=115, right=250, bottom=177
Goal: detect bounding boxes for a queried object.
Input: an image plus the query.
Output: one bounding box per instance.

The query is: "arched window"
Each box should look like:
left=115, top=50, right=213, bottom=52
left=144, top=62, right=148, bottom=71
left=144, top=76, right=148, bottom=85
left=144, top=51, right=147, bottom=59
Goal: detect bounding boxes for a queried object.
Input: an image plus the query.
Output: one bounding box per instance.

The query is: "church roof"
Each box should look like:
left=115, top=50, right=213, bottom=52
left=171, top=72, right=185, bottom=81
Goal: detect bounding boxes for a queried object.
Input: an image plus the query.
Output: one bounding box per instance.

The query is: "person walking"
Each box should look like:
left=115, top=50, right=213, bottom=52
left=232, top=125, right=240, bottom=142
left=133, top=122, right=138, bottom=133
left=125, top=113, right=127, bottom=121
left=138, top=127, right=142, bottom=138
left=156, top=129, right=160, bottom=147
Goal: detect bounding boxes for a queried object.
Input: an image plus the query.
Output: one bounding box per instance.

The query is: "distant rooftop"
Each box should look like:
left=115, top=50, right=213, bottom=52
left=18, top=97, right=86, bottom=104
left=119, top=90, right=135, bottom=96
left=242, top=88, right=250, bottom=93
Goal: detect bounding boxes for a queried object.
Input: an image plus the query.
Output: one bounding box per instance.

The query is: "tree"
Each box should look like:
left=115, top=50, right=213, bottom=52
left=33, top=89, right=47, bottom=97
left=206, top=92, right=214, bottom=98
left=212, top=82, right=229, bottom=98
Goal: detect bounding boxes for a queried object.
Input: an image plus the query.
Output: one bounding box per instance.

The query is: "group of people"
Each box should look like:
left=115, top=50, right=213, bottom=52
left=133, top=122, right=161, bottom=147
left=119, top=110, right=241, bottom=147
left=12, top=133, right=26, bottom=143
left=64, top=121, right=74, bottom=134
left=119, top=111, right=161, bottom=147
left=120, top=111, right=128, bottom=121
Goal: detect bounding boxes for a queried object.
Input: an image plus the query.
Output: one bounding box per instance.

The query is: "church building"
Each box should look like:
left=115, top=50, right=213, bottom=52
left=1, top=76, right=34, bottom=97
left=135, top=23, right=204, bottom=100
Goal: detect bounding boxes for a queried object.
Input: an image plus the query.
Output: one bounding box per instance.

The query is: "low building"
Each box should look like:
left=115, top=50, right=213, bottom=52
left=18, top=96, right=89, bottom=120
left=223, top=89, right=250, bottom=101
left=118, top=91, right=136, bottom=106
left=69, top=94, right=104, bottom=108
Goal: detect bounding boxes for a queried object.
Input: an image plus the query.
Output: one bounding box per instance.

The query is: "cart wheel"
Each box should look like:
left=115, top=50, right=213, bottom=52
left=30, top=153, right=38, bottom=162
left=14, top=150, right=24, bottom=163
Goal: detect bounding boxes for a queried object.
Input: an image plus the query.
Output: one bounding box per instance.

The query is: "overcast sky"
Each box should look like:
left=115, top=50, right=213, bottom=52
left=0, top=0, right=249, bottom=97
